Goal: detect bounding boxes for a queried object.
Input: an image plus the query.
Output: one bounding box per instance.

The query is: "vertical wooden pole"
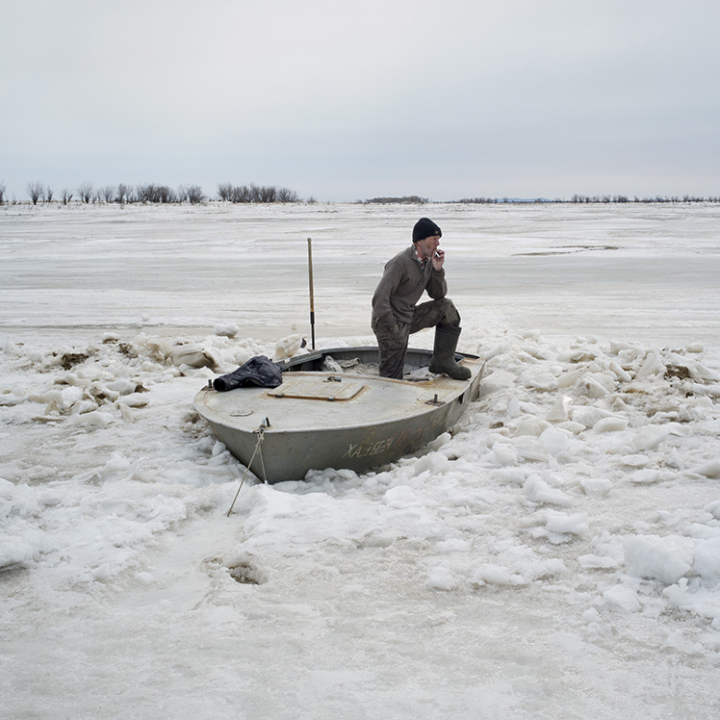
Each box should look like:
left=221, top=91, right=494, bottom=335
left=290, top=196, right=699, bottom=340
left=307, top=237, right=316, bottom=349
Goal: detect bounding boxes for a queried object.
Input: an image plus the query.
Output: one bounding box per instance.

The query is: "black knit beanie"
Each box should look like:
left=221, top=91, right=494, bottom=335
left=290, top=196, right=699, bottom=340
left=412, top=217, right=442, bottom=243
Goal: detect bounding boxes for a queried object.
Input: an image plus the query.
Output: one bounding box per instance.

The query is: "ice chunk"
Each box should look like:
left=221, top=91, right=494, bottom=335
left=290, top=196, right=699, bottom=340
left=556, top=367, right=586, bottom=389
left=471, top=563, right=520, bottom=587
left=169, top=344, right=217, bottom=368
left=632, top=425, right=671, bottom=452
left=693, top=459, right=720, bottom=479
left=382, top=485, right=422, bottom=510
left=524, top=475, right=573, bottom=506
left=523, top=372, right=557, bottom=391
left=214, top=323, right=239, bottom=338
left=117, top=393, right=149, bottom=408
left=545, top=510, right=588, bottom=537
left=635, top=351, right=665, bottom=379
left=71, top=399, right=99, bottom=415
left=426, top=566, right=457, bottom=591
left=505, top=395, right=520, bottom=418
left=0, top=391, right=27, bottom=407
left=106, top=379, right=143, bottom=395
left=603, top=584, right=642, bottom=613
left=693, top=538, right=720, bottom=584
left=514, top=416, right=551, bottom=437
left=68, top=410, right=114, bottom=429
left=558, top=421, right=585, bottom=435
left=547, top=394, right=571, bottom=423
left=618, top=454, right=650, bottom=468
left=573, top=407, right=614, bottom=429
left=623, top=535, right=692, bottom=585
left=490, top=467, right=528, bottom=485
left=514, top=437, right=548, bottom=463
left=491, top=442, right=517, bottom=467
left=609, top=361, right=632, bottom=382
left=539, top=427, right=570, bottom=456
left=628, top=469, right=661, bottom=485
left=579, top=477, right=613, bottom=495
left=593, top=416, right=628, bottom=432
left=576, top=375, right=609, bottom=398
left=275, top=334, right=305, bottom=359
left=578, top=554, right=620, bottom=569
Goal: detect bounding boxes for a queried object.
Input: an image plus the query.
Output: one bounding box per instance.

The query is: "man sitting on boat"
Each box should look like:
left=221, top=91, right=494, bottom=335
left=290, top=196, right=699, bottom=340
left=371, top=217, right=471, bottom=381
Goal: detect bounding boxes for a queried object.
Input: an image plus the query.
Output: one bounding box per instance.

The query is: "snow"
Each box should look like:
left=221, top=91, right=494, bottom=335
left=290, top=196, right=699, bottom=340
left=2, top=201, right=720, bottom=719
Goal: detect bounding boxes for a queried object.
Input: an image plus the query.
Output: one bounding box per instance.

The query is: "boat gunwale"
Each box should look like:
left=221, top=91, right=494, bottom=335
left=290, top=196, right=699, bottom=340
left=194, top=346, right=483, bottom=436
left=195, top=371, right=479, bottom=436
left=195, top=368, right=481, bottom=434
left=277, top=345, right=480, bottom=371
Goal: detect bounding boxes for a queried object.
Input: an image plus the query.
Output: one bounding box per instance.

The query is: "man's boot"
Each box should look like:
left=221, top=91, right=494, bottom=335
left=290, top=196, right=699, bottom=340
left=429, top=325, right=471, bottom=380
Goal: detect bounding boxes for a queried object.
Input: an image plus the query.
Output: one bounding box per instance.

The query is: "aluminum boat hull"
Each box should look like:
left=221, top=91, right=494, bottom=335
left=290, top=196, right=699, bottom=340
left=194, top=346, right=483, bottom=483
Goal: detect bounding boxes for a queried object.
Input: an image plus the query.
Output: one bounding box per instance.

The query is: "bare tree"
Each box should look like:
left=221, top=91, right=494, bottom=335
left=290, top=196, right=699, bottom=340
left=277, top=187, right=299, bottom=202
left=180, top=185, right=205, bottom=204
left=61, top=189, right=73, bottom=205
left=248, top=183, right=261, bottom=202
left=136, top=184, right=177, bottom=203
left=0, top=182, right=5, bottom=204
left=231, top=185, right=251, bottom=202
left=259, top=185, right=277, bottom=202
left=98, top=186, right=115, bottom=203
left=78, top=182, right=93, bottom=203
left=158, top=186, right=176, bottom=203
left=218, top=183, right=233, bottom=201
left=136, top=184, right=153, bottom=203
left=219, top=182, right=301, bottom=203
left=27, top=182, right=44, bottom=205
left=43, top=186, right=54, bottom=203
left=115, top=184, right=132, bottom=204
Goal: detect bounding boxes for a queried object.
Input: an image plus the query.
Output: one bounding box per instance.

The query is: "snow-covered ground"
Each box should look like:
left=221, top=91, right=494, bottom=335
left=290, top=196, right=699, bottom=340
left=2, top=202, right=720, bottom=719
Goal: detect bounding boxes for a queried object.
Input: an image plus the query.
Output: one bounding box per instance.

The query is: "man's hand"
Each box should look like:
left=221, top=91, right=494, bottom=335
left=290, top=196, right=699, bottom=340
left=432, top=248, right=445, bottom=271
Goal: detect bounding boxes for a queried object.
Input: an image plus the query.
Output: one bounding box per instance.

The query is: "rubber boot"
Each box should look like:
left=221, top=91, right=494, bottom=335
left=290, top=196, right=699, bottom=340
left=429, top=325, right=471, bottom=380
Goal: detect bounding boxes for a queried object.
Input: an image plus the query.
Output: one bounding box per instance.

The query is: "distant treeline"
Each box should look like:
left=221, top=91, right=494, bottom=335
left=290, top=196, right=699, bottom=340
left=363, top=195, right=428, bottom=204
left=452, top=195, right=720, bottom=204
left=363, top=194, right=720, bottom=204
left=16, top=182, right=207, bottom=205
left=0, top=181, right=305, bottom=206
left=2, top=182, right=719, bottom=206
left=567, top=194, right=720, bottom=204
left=217, top=183, right=301, bottom=203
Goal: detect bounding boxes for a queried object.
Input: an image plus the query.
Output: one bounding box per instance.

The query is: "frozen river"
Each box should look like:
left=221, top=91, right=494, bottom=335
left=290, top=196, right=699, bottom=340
left=2, top=201, right=720, bottom=347
left=2, top=202, right=720, bottom=720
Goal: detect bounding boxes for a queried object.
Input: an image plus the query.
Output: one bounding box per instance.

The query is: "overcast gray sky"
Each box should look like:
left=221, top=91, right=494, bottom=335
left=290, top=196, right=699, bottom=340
left=1, top=0, right=718, bottom=202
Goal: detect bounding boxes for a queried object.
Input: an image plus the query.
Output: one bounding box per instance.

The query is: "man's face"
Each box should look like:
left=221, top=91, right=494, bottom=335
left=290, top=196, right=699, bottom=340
left=415, top=234, right=440, bottom=259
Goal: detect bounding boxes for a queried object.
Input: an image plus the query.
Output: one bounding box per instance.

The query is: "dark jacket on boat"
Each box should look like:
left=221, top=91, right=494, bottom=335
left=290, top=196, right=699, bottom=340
left=213, top=355, right=283, bottom=391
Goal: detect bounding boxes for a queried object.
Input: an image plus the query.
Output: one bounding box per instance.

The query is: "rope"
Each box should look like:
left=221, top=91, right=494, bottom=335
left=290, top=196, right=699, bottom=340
left=226, top=427, right=266, bottom=517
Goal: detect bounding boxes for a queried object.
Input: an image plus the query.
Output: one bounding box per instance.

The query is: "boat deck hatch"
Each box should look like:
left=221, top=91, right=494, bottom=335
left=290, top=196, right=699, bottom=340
left=268, top=378, right=365, bottom=401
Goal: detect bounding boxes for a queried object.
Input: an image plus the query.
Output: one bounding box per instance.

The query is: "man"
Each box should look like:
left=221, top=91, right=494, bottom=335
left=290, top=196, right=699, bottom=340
left=371, top=217, right=471, bottom=380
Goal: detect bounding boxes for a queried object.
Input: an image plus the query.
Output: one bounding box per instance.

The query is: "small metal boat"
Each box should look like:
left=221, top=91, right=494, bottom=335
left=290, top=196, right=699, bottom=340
left=194, top=346, right=483, bottom=483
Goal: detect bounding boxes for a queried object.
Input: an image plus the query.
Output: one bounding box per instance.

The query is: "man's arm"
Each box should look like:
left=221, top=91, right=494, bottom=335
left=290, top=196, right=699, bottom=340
left=372, top=267, right=401, bottom=327
left=426, top=265, right=447, bottom=300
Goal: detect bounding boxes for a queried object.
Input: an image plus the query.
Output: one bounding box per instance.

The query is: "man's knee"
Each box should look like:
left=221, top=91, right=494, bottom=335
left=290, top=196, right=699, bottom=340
left=438, top=298, right=461, bottom=326
left=410, top=298, right=460, bottom=332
